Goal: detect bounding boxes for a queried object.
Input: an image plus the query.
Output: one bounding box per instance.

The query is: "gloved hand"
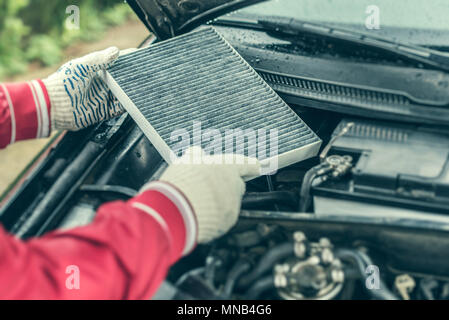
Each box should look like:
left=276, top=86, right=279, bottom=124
left=157, top=147, right=260, bottom=243
left=43, top=47, right=123, bottom=131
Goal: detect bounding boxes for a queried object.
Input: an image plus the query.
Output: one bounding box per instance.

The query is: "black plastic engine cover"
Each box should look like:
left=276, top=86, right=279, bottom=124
left=313, top=118, right=449, bottom=215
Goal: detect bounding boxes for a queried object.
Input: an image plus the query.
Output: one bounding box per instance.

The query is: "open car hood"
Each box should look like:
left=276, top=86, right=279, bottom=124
left=126, top=0, right=267, bottom=40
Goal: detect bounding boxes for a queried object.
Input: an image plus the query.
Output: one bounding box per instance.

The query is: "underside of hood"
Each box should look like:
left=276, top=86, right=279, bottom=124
left=126, top=0, right=266, bottom=40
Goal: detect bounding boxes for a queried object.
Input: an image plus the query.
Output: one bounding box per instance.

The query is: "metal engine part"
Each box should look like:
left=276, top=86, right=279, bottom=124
left=274, top=232, right=344, bottom=300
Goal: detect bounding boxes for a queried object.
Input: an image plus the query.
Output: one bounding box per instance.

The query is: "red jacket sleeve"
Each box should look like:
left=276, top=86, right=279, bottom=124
left=0, top=80, right=51, bottom=149
left=0, top=182, right=197, bottom=299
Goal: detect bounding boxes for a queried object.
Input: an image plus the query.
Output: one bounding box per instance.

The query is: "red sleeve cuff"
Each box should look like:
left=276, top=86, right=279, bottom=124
left=128, top=183, right=197, bottom=262
left=0, top=80, right=51, bottom=148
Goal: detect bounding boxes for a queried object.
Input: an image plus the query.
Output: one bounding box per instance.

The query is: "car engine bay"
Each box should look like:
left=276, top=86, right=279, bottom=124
left=4, top=104, right=449, bottom=300
left=3, top=0, right=449, bottom=300
left=157, top=112, right=449, bottom=300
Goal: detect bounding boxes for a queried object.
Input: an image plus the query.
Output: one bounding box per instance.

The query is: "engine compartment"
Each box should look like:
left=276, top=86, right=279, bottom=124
left=156, top=111, right=449, bottom=300
left=25, top=106, right=449, bottom=300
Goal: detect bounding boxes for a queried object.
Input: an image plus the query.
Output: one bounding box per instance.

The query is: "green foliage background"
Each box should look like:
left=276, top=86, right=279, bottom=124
left=0, top=0, right=133, bottom=78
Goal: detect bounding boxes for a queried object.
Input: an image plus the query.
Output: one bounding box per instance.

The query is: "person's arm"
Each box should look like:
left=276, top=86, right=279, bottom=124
left=0, top=80, right=51, bottom=149
left=0, top=183, right=196, bottom=299
left=0, top=47, right=124, bottom=149
left=0, top=148, right=259, bottom=299
left=0, top=44, right=260, bottom=299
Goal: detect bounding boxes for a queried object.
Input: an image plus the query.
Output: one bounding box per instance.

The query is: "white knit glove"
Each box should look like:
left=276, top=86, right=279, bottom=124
left=158, top=147, right=260, bottom=243
left=42, top=47, right=124, bottom=131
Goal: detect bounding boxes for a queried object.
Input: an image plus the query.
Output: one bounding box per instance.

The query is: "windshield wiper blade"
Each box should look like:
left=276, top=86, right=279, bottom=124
left=258, top=17, right=449, bottom=72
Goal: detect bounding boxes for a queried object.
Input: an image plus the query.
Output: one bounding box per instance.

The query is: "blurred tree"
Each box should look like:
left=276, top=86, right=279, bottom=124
left=19, top=0, right=121, bottom=34
left=0, top=0, right=30, bottom=76
left=0, top=0, right=132, bottom=78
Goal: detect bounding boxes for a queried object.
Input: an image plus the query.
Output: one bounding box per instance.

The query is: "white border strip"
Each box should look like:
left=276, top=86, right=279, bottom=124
left=131, top=202, right=172, bottom=244
left=142, top=181, right=197, bottom=255
left=0, top=84, right=16, bottom=144
left=28, top=82, right=42, bottom=138
left=31, top=80, right=50, bottom=137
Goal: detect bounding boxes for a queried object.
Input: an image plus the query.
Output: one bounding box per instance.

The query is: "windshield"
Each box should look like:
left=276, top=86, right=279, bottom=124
left=231, top=0, right=449, bottom=46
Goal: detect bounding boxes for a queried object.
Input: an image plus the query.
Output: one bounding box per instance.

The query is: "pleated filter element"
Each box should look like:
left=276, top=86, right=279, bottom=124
left=103, top=27, right=321, bottom=175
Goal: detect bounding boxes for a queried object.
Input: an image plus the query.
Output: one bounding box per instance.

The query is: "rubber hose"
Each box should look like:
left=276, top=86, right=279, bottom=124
left=223, top=260, right=252, bottom=297
left=299, top=166, right=322, bottom=212
left=244, top=276, right=275, bottom=300
left=242, top=191, right=298, bottom=209
left=238, top=242, right=294, bottom=289
left=336, top=249, right=398, bottom=300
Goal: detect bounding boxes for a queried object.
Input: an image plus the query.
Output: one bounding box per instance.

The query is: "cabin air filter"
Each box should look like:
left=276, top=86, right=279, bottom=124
left=103, top=27, right=321, bottom=175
